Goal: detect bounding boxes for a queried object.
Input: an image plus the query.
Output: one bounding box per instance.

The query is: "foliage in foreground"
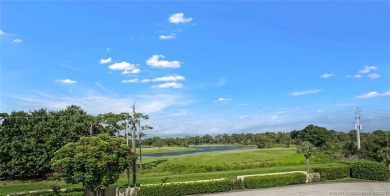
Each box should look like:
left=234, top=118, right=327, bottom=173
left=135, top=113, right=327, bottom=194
left=313, top=166, right=350, bottom=181
left=0, top=106, right=105, bottom=179
left=51, top=134, right=136, bottom=194
left=243, top=173, right=306, bottom=189
left=350, top=160, right=390, bottom=181
left=140, top=179, right=232, bottom=196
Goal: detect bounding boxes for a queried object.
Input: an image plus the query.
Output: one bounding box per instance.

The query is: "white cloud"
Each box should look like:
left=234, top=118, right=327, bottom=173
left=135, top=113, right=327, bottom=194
left=291, top=89, right=321, bottom=96
left=13, top=39, right=22, bottom=44
left=159, top=34, right=176, bottom=40
left=367, top=73, right=380, bottom=79
left=131, top=69, right=141, bottom=74
left=99, top=57, right=112, bottom=64
left=359, top=65, right=377, bottom=74
left=152, top=75, right=185, bottom=82
left=321, top=73, right=335, bottom=79
left=0, top=30, right=6, bottom=35
left=356, top=91, right=390, bottom=99
left=121, top=68, right=140, bottom=75
left=152, top=82, right=183, bottom=89
left=108, top=62, right=136, bottom=72
left=214, top=98, right=231, bottom=103
left=271, top=115, right=279, bottom=120
left=146, top=55, right=181, bottom=68
left=169, top=13, right=193, bottom=24
left=12, top=92, right=188, bottom=114
left=56, top=79, right=77, bottom=84
left=142, top=79, right=151, bottom=83
left=122, top=79, right=139, bottom=83
left=316, top=109, right=324, bottom=113
left=353, top=74, right=362, bottom=79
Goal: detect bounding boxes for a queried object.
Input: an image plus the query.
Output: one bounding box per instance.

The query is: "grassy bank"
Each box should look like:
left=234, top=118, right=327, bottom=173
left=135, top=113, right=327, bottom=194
left=140, top=147, right=335, bottom=174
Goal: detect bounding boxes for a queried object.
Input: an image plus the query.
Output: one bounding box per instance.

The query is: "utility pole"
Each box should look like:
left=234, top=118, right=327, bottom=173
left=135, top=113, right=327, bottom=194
left=131, top=104, right=137, bottom=188
left=124, top=117, right=130, bottom=188
left=354, top=107, right=362, bottom=150
left=89, top=124, right=93, bottom=136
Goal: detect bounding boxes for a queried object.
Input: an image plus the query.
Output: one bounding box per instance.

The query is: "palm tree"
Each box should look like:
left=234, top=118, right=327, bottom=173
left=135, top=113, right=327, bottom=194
left=297, top=141, right=316, bottom=174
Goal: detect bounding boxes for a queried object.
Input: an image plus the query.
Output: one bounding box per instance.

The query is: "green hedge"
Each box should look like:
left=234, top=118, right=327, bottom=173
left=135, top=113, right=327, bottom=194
left=313, top=166, right=350, bottom=180
left=243, top=173, right=306, bottom=189
left=140, top=179, right=232, bottom=196
left=351, top=160, right=390, bottom=181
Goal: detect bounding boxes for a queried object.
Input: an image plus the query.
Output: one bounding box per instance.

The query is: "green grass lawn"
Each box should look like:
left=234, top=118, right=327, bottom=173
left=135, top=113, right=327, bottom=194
left=141, top=146, right=198, bottom=154
left=143, top=148, right=297, bottom=164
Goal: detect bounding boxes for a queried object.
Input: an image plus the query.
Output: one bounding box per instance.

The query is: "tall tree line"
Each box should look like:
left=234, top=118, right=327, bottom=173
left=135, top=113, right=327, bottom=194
left=0, top=105, right=138, bottom=179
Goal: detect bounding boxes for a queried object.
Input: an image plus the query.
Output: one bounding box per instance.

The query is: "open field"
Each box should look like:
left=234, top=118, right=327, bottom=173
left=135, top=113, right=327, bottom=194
left=0, top=147, right=354, bottom=196
left=141, top=146, right=199, bottom=154
left=139, top=147, right=337, bottom=174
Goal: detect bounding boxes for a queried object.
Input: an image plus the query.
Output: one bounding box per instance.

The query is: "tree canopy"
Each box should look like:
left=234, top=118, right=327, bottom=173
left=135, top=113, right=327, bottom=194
left=51, top=133, right=135, bottom=193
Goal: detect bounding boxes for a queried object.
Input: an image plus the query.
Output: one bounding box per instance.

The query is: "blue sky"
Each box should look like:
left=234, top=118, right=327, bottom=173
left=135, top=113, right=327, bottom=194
left=1, top=1, right=389, bottom=135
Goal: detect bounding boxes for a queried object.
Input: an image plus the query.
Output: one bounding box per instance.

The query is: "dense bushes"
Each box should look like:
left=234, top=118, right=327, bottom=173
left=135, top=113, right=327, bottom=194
left=243, top=173, right=306, bottom=189
left=140, top=179, right=232, bottom=196
left=313, top=166, right=350, bottom=180
left=351, top=160, right=390, bottom=181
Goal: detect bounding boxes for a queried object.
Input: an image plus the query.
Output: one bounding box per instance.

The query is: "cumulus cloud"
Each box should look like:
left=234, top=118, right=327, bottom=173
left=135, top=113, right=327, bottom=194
left=152, top=82, right=183, bottom=89
left=359, top=66, right=377, bottom=74
left=13, top=39, right=22, bottom=43
left=169, top=13, right=193, bottom=24
left=108, top=62, right=137, bottom=74
left=56, top=79, right=77, bottom=84
left=321, top=73, right=335, bottom=79
left=132, top=69, right=141, bottom=74
left=291, top=89, right=321, bottom=96
left=100, top=57, right=112, bottom=64
left=152, top=75, right=185, bottom=82
left=122, top=79, right=139, bottom=83
left=356, top=91, right=390, bottom=99
left=146, top=55, right=181, bottom=68
left=353, top=74, right=363, bottom=79
left=214, top=98, right=231, bottom=103
left=367, top=73, right=380, bottom=79
left=159, top=34, right=176, bottom=40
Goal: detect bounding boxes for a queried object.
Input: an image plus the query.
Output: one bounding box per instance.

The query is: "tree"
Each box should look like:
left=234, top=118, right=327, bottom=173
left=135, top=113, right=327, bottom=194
left=153, top=140, right=165, bottom=150
left=300, top=125, right=331, bottom=150
left=51, top=133, right=135, bottom=196
left=297, top=141, right=315, bottom=174
left=97, top=112, right=128, bottom=136
left=0, top=106, right=104, bottom=179
left=255, top=134, right=272, bottom=148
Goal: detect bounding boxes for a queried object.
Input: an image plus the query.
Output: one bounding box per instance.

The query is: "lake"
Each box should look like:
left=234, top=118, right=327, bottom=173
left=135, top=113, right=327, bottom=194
left=142, top=145, right=256, bottom=157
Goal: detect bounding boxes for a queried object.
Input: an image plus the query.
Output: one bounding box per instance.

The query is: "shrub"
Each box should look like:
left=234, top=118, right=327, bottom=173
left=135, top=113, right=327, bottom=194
left=313, top=166, right=350, bottom=181
left=351, top=160, right=390, bottom=181
left=231, top=178, right=244, bottom=190
left=307, top=172, right=321, bottom=183
left=244, top=173, right=306, bottom=189
left=140, top=179, right=232, bottom=196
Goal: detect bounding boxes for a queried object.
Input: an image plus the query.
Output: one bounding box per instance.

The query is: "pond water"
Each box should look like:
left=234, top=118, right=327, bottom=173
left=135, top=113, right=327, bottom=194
left=142, top=145, right=256, bottom=157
